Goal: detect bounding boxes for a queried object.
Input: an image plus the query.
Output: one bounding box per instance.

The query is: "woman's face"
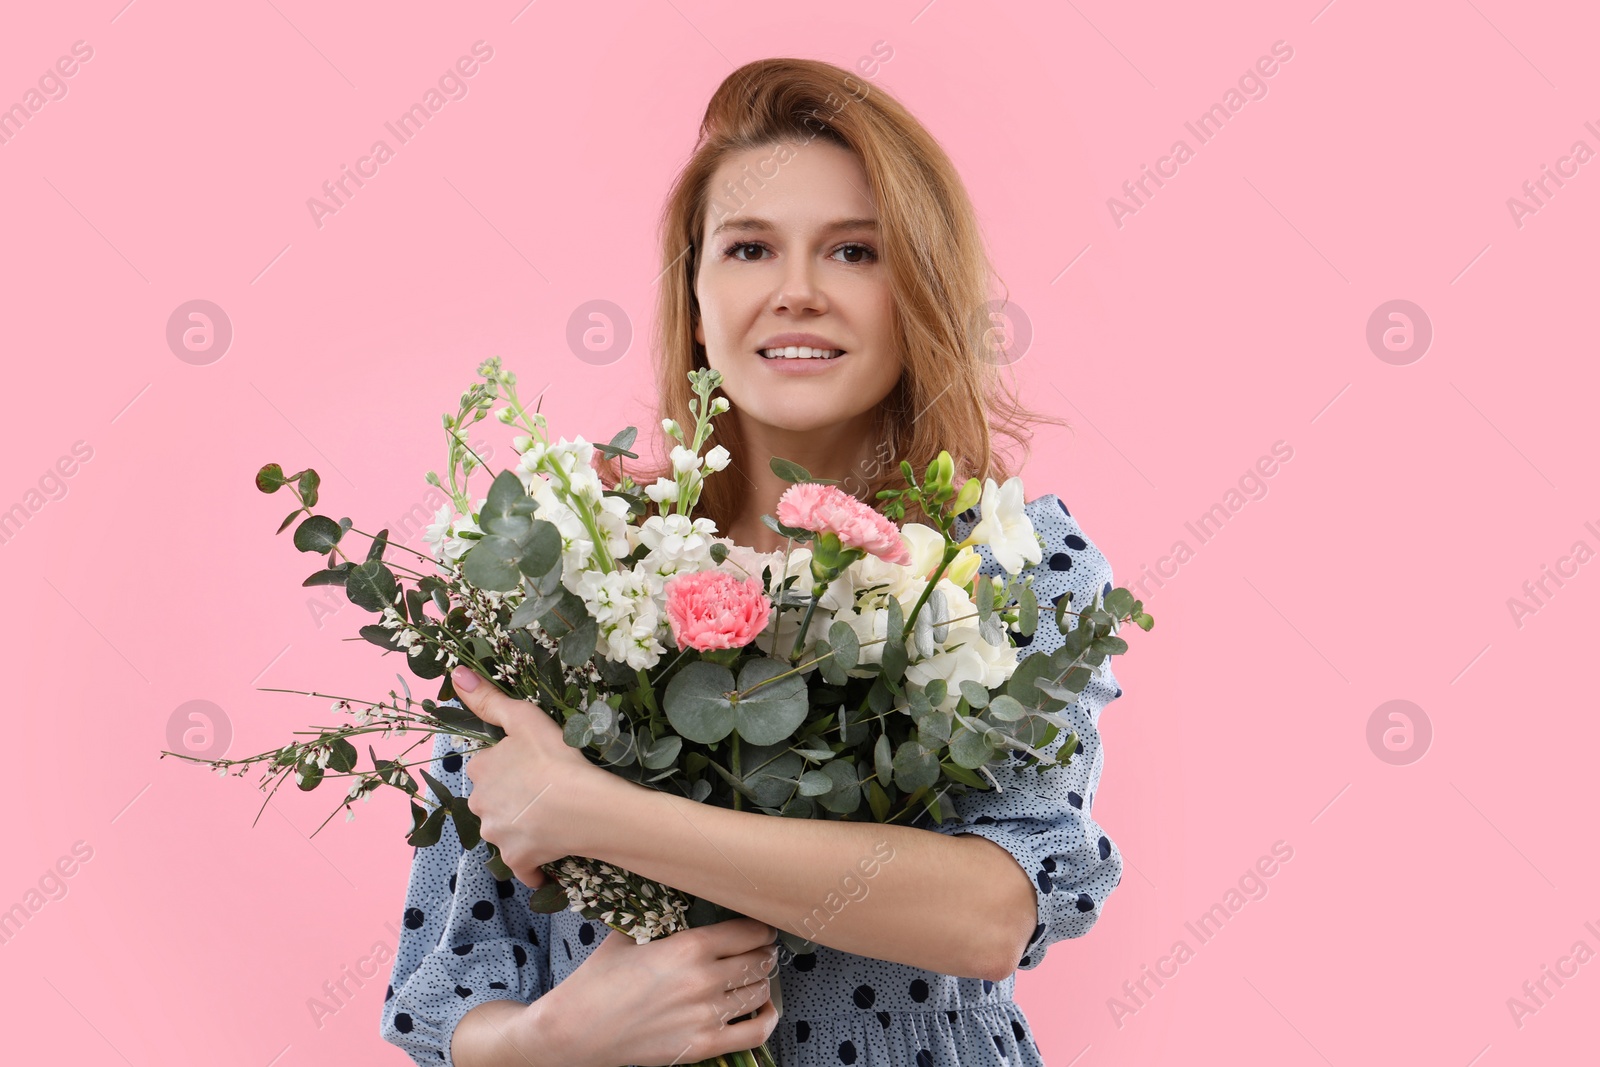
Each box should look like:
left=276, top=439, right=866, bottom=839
left=693, top=139, right=902, bottom=438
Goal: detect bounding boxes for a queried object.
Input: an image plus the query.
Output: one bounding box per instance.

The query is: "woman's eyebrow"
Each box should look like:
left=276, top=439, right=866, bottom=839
left=710, top=217, right=879, bottom=237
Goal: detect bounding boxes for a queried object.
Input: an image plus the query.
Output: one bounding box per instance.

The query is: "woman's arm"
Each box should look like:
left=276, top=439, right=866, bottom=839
left=453, top=993, right=573, bottom=1067
left=585, top=776, right=1039, bottom=982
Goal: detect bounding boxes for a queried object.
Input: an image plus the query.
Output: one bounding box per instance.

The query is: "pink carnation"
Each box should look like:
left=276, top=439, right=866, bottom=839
left=776, top=482, right=912, bottom=565
left=663, top=569, right=773, bottom=652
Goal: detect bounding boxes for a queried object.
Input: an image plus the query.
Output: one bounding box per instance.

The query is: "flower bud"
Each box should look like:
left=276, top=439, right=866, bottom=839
left=945, top=545, right=982, bottom=589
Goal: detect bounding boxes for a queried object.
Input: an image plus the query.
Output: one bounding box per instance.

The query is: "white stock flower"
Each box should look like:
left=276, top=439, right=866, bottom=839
left=644, top=477, right=679, bottom=505
left=968, top=477, right=1041, bottom=575
left=422, top=499, right=485, bottom=563
left=422, top=502, right=454, bottom=559
left=669, top=445, right=700, bottom=476
left=704, top=445, right=731, bottom=472
left=638, top=514, right=720, bottom=577
left=575, top=568, right=668, bottom=670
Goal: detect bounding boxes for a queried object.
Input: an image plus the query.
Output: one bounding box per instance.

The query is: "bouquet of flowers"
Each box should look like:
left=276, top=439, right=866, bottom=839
left=163, top=358, right=1152, bottom=1067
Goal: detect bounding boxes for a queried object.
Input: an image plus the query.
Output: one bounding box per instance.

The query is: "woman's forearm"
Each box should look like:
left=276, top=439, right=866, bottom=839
left=452, top=992, right=579, bottom=1067
left=590, top=778, right=1038, bottom=980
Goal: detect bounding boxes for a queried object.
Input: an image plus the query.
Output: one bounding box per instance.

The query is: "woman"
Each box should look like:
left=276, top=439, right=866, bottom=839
left=380, top=58, right=1125, bottom=1066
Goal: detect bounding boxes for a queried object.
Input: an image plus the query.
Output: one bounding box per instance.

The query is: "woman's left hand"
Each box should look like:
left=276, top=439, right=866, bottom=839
left=449, top=665, right=628, bottom=887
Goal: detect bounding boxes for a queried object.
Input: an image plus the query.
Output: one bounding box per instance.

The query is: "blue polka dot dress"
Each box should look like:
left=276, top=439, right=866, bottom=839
left=380, top=493, right=1125, bottom=1065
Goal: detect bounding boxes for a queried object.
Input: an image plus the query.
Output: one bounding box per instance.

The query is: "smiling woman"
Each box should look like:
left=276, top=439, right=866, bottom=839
left=379, top=57, right=1127, bottom=1067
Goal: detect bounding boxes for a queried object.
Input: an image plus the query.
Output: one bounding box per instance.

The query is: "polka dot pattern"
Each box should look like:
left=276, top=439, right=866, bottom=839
left=379, top=493, right=1124, bottom=1066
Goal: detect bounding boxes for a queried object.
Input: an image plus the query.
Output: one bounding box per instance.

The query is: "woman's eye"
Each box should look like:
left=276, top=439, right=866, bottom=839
left=833, top=243, right=877, bottom=264
left=725, top=242, right=767, bottom=261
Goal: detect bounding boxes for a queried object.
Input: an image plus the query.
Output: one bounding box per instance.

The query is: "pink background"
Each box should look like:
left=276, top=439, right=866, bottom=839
left=3, top=1, right=1596, bottom=1063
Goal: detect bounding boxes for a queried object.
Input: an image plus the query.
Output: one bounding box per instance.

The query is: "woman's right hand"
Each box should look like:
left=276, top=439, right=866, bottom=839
left=523, top=916, right=783, bottom=1067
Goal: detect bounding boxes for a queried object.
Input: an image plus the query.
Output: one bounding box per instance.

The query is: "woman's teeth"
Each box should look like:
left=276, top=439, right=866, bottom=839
left=759, top=346, right=844, bottom=360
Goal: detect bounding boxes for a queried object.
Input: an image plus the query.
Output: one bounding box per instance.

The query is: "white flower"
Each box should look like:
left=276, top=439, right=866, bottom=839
left=967, top=477, right=1041, bottom=575
left=422, top=502, right=454, bottom=557
left=638, top=514, right=720, bottom=574
left=704, top=445, right=731, bottom=472
left=897, top=523, right=946, bottom=580
left=669, top=445, right=700, bottom=476
left=575, top=568, right=668, bottom=670
left=644, top=477, right=679, bottom=505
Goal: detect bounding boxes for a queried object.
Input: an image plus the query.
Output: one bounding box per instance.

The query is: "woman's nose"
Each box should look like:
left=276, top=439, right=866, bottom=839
left=773, top=260, right=825, bottom=313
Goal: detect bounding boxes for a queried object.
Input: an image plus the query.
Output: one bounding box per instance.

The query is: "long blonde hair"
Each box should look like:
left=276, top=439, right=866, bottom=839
left=597, top=57, right=1069, bottom=531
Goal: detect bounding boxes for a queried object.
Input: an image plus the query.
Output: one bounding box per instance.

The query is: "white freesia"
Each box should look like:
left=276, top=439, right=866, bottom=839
left=897, top=523, right=946, bottom=580
left=903, top=579, right=1018, bottom=701
left=968, top=476, right=1041, bottom=575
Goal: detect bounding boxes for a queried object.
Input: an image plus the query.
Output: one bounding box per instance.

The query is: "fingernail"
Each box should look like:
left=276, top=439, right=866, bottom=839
left=452, top=666, right=479, bottom=692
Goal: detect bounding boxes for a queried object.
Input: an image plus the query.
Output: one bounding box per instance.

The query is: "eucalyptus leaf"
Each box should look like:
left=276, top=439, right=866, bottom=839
left=798, top=769, right=834, bottom=796
left=732, top=657, right=809, bottom=745
left=874, top=733, right=893, bottom=788
left=827, top=620, right=859, bottom=671
left=255, top=462, right=287, bottom=493
left=880, top=597, right=906, bottom=683
left=528, top=884, right=570, bottom=913
left=406, top=804, right=446, bottom=848
left=913, top=607, right=935, bottom=659
left=988, top=694, right=1027, bottom=722
left=948, top=725, right=994, bottom=769
left=640, top=735, right=684, bottom=767
left=562, top=712, right=594, bottom=749
left=346, top=561, right=398, bottom=612
left=769, top=457, right=813, bottom=483
left=866, top=777, right=890, bottom=822
left=450, top=796, right=481, bottom=851
left=815, top=759, right=863, bottom=814
left=892, top=739, right=940, bottom=792
left=1018, top=583, right=1037, bottom=635
left=293, top=515, right=343, bottom=554
left=929, top=587, right=949, bottom=643
left=663, top=661, right=737, bottom=744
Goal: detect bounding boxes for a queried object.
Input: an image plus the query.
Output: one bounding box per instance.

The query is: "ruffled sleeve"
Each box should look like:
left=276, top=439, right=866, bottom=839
left=922, top=493, right=1125, bottom=972
left=379, top=717, right=553, bottom=1065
